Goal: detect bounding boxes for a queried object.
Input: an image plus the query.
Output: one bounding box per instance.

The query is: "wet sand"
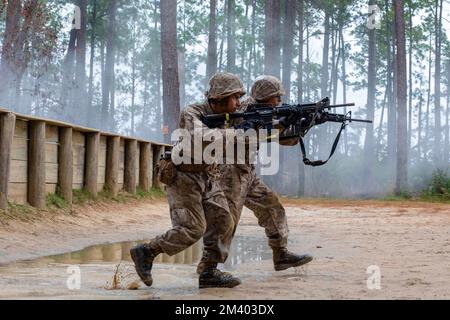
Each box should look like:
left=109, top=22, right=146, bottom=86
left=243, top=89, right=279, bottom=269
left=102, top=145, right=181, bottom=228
left=0, top=198, right=449, bottom=299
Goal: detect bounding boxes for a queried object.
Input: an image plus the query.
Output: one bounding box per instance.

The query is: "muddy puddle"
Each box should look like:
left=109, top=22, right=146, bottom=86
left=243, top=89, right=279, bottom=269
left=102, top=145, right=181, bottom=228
left=13, top=235, right=273, bottom=270
left=0, top=236, right=275, bottom=299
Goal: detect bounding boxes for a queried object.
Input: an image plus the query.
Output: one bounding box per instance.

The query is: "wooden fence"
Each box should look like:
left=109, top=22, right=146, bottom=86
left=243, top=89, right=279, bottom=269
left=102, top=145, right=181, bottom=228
left=0, top=108, right=170, bottom=210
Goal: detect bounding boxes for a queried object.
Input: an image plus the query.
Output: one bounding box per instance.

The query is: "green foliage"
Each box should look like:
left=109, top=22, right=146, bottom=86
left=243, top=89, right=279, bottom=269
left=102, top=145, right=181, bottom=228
left=72, top=189, right=96, bottom=205
left=136, top=187, right=167, bottom=199
left=97, top=189, right=128, bottom=203
left=46, top=193, right=70, bottom=209
left=421, top=169, right=450, bottom=201
left=97, top=187, right=166, bottom=203
left=382, top=193, right=413, bottom=201
left=0, top=187, right=167, bottom=225
left=63, top=186, right=166, bottom=207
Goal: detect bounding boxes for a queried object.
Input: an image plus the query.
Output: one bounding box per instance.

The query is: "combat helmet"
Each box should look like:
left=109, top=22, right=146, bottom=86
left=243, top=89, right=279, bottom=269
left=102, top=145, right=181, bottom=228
left=205, top=72, right=246, bottom=100
left=251, top=75, right=286, bottom=102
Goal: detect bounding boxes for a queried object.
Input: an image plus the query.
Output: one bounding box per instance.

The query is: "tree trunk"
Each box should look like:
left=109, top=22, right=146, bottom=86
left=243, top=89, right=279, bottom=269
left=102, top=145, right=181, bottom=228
left=206, top=0, right=217, bottom=81
left=240, top=1, right=249, bottom=74
left=417, top=79, right=423, bottom=160
left=226, top=0, right=236, bottom=73
left=12, top=0, right=38, bottom=112
left=141, top=75, right=150, bottom=137
left=75, top=0, right=87, bottom=125
left=445, top=61, right=450, bottom=164
left=394, top=0, right=408, bottom=194
left=0, top=0, right=21, bottom=106
left=297, top=0, right=304, bottom=197
left=425, top=31, right=432, bottom=156
left=282, top=0, right=296, bottom=103
left=364, top=0, right=377, bottom=190
left=131, top=15, right=137, bottom=136
left=252, top=0, right=260, bottom=79
left=407, top=0, right=413, bottom=162
left=329, top=20, right=340, bottom=148
left=160, top=0, right=181, bottom=143
left=433, top=0, right=443, bottom=165
left=305, top=19, right=311, bottom=102
left=218, top=0, right=226, bottom=72
left=100, top=39, right=107, bottom=129
left=178, top=49, right=186, bottom=109
left=264, top=0, right=281, bottom=77
left=321, top=12, right=330, bottom=99
left=104, top=0, right=117, bottom=130
left=153, top=0, right=162, bottom=139
left=297, top=0, right=304, bottom=104
left=61, top=28, right=77, bottom=122
left=87, top=0, right=98, bottom=128
left=340, top=23, right=349, bottom=155
left=386, top=0, right=396, bottom=175
left=262, top=0, right=281, bottom=190
left=247, top=0, right=257, bottom=92
left=278, top=0, right=296, bottom=194
left=376, top=90, right=387, bottom=157
left=319, top=10, right=331, bottom=159
left=331, top=24, right=340, bottom=105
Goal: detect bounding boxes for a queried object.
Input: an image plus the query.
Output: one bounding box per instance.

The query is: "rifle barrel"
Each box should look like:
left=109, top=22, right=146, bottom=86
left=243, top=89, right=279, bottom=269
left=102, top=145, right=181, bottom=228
left=329, top=103, right=356, bottom=108
left=351, top=119, right=373, bottom=123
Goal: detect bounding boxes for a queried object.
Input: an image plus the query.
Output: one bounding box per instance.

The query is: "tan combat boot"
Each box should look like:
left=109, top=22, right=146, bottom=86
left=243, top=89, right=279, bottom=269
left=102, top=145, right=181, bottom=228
left=273, top=248, right=313, bottom=271
left=130, top=243, right=161, bottom=287
left=199, top=263, right=242, bottom=289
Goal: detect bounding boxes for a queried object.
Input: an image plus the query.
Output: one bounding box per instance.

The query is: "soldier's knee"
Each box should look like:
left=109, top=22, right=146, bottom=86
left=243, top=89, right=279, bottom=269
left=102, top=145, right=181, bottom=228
left=193, top=225, right=206, bottom=241
left=186, top=220, right=206, bottom=243
left=171, top=207, right=206, bottom=242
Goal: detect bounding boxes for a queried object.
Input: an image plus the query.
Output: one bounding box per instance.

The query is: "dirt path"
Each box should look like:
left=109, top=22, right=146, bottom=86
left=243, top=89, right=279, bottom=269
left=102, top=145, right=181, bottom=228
left=0, top=198, right=449, bottom=299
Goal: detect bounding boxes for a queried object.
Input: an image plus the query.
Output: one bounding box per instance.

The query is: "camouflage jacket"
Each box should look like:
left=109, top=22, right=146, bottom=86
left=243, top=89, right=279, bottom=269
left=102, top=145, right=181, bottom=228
left=172, top=100, right=230, bottom=167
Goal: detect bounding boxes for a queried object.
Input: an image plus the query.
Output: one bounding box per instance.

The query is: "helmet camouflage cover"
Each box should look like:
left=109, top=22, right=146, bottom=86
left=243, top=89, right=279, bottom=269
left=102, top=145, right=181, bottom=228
left=205, top=72, right=246, bottom=100
left=251, top=75, right=286, bottom=102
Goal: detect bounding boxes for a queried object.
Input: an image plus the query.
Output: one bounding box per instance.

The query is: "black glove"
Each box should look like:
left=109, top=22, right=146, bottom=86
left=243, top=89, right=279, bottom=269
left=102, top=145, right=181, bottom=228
left=234, top=119, right=266, bottom=131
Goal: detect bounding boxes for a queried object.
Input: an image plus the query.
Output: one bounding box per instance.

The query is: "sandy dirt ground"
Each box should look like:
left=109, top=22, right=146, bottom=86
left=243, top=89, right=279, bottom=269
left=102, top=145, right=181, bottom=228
left=0, top=197, right=449, bottom=300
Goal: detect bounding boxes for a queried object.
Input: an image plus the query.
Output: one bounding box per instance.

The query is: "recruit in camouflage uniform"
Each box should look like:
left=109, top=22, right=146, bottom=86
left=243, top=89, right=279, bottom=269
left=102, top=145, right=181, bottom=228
left=130, top=73, right=247, bottom=289
left=197, top=75, right=313, bottom=274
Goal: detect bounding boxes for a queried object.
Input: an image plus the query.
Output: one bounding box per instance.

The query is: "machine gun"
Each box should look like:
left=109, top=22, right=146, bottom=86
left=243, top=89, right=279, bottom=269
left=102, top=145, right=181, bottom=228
left=201, top=97, right=372, bottom=167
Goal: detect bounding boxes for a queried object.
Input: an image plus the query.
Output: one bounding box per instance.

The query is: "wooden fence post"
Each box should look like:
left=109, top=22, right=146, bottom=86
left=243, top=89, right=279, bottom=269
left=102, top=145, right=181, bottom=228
left=106, top=136, right=120, bottom=197
left=28, top=121, right=46, bottom=209
left=152, top=145, right=164, bottom=189
left=139, top=142, right=151, bottom=192
left=85, top=132, right=100, bottom=197
left=0, top=113, right=16, bottom=210
left=58, top=127, right=73, bottom=204
left=124, top=139, right=137, bottom=194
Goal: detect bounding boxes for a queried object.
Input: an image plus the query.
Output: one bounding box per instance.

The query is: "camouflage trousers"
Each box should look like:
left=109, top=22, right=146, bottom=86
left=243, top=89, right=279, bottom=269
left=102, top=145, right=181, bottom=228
left=150, top=171, right=234, bottom=264
left=201, top=165, right=289, bottom=262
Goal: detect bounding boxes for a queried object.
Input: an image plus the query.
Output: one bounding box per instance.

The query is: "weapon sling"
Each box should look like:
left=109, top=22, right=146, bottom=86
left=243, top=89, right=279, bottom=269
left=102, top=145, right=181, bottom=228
left=299, top=122, right=347, bottom=167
